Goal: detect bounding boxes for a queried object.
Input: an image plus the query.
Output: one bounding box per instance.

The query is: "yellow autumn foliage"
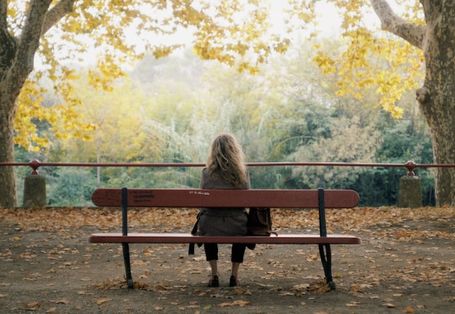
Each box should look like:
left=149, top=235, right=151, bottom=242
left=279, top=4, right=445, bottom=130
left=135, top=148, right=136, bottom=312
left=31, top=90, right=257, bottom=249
left=9, top=0, right=303, bottom=151
left=311, top=1, right=424, bottom=118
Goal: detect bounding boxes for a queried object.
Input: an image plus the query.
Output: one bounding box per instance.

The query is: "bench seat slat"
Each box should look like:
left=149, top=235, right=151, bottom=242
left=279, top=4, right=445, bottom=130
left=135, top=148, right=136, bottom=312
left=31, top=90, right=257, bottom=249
left=89, top=233, right=360, bottom=245
left=92, top=188, right=360, bottom=208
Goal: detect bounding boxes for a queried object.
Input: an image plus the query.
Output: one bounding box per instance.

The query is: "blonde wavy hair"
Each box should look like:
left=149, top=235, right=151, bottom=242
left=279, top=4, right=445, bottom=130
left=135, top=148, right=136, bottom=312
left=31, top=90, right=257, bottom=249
left=207, top=133, right=248, bottom=186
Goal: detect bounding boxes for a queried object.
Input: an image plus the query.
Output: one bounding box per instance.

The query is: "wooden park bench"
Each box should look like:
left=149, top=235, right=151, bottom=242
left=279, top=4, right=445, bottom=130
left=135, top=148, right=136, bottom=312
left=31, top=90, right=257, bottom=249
left=90, top=188, right=360, bottom=289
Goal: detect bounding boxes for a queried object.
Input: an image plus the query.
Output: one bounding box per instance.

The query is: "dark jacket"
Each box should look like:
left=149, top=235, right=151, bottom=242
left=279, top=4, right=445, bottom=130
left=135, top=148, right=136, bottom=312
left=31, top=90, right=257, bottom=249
left=197, top=168, right=249, bottom=236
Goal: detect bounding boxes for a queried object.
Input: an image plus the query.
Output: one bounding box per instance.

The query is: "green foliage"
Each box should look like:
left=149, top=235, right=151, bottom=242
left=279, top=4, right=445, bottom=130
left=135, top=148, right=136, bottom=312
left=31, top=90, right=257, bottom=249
left=100, top=168, right=200, bottom=189
left=358, top=113, right=434, bottom=206
left=47, top=168, right=97, bottom=206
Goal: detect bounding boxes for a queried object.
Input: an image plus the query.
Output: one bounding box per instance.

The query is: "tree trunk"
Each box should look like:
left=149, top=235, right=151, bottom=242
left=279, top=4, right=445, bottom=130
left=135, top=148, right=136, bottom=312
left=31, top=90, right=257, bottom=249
left=0, top=86, right=17, bottom=208
left=430, top=129, right=455, bottom=206
left=0, top=0, right=55, bottom=208
left=0, top=24, right=18, bottom=208
left=421, top=84, right=455, bottom=205
left=417, top=0, right=455, bottom=206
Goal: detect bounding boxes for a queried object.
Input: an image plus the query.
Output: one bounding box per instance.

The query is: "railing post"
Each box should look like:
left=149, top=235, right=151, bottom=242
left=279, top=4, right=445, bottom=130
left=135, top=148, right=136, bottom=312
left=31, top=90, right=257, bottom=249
left=399, top=160, right=422, bottom=208
left=29, top=159, right=41, bottom=175
left=23, top=160, right=46, bottom=208
left=404, top=160, right=416, bottom=176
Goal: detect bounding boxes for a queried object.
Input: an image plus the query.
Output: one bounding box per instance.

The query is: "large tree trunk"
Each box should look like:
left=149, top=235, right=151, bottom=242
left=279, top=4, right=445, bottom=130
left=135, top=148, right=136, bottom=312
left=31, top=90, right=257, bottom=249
left=0, top=27, right=19, bottom=208
left=420, top=88, right=455, bottom=206
left=417, top=0, right=455, bottom=206
left=0, top=88, right=17, bottom=208
left=0, top=74, right=25, bottom=208
left=0, top=0, right=55, bottom=208
left=430, top=127, right=455, bottom=206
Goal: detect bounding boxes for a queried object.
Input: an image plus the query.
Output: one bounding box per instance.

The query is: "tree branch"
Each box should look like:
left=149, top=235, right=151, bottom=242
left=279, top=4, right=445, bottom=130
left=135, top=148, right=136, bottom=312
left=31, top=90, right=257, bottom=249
left=0, top=0, right=7, bottom=30
left=0, top=1, right=18, bottom=80
left=8, top=0, right=51, bottom=94
left=370, top=0, right=425, bottom=49
left=42, top=0, right=76, bottom=35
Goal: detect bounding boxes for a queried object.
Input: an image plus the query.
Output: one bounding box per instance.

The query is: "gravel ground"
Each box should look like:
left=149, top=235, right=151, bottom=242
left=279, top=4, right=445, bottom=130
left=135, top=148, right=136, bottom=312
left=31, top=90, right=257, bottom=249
left=0, top=206, right=454, bottom=313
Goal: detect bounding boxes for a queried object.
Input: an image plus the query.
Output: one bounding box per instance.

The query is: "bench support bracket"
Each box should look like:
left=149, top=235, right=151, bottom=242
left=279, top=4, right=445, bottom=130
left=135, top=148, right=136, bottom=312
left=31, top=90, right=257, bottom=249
left=318, top=188, right=335, bottom=290
left=319, top=244, right=335, bottom=290
left=122, top=243, right=134, bottom=289
left=121, top=188, right=134, bottom=289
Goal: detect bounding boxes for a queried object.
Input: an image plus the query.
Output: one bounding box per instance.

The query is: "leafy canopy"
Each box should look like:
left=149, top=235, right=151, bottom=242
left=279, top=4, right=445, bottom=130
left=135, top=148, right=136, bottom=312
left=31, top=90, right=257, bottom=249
left=8, top=0, right=313, bottom=151
left=8, top=0, right=424, bottom=151
left=313, top=0, right=424, bottom=118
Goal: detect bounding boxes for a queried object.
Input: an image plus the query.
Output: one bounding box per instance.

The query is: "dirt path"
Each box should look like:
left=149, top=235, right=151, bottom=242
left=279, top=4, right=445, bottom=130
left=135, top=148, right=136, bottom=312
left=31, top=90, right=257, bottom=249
left=0, top=207, right=454, bottom=313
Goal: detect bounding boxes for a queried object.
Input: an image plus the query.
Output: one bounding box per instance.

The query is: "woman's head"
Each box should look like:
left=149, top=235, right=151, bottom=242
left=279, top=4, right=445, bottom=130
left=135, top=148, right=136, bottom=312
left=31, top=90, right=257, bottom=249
left=207, top=133, right=247, bottom=186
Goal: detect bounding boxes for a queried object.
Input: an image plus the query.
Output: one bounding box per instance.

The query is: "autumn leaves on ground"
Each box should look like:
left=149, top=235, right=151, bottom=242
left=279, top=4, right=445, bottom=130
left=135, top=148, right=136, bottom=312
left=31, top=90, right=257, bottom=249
left=0, top=206, right=454, bottom=313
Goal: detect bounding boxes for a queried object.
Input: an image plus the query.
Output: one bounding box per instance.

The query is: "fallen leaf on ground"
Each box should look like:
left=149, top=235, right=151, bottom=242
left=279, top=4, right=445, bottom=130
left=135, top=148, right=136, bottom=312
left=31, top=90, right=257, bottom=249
left=24, top=301, right=41, bottom=310
left=351, top=283, right=373, bottom=293
left=384, top=303, right=395, bottom=308
left=232, top=287, right=252, bottom=295
left=218, top=300, right=250, bottom=307
left=153, top=284, right=170, bottom=291
left=279, top=291, right=294, bottom=296
left=308, top=280, right=330, bottom=294
left=403, top=305, right=415, bottom=313
left=133, top=281, right=149, bottom=289
left=96, top=297, right=112, bottom=305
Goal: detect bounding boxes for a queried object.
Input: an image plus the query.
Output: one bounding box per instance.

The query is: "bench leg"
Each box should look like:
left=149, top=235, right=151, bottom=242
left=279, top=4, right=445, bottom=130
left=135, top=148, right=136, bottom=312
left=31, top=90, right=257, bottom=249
left=122, top=243, right=134, bottom=289
left=318, top=244, right=336, bottom=290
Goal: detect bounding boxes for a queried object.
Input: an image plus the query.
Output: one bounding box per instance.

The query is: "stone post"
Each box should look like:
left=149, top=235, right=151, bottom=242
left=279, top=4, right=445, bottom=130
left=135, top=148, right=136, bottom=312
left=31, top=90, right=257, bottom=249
left=398, top=175, right=422, bottom=208
left=23, top=174, right=46, bottom=208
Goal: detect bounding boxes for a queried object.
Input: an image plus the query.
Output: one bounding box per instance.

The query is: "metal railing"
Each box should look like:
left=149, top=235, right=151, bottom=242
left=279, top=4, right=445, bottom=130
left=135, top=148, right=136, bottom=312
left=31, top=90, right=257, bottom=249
left=2, top=159, right=455, bottom=207
left=1, top=159, right=455, bottom=176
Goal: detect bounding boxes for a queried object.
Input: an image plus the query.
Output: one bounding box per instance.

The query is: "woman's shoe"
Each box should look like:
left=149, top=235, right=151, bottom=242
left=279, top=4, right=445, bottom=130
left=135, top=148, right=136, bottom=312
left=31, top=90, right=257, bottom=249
left=229, top=275, right=238, bottom=287
left=208, top=275, right=219, bottom=287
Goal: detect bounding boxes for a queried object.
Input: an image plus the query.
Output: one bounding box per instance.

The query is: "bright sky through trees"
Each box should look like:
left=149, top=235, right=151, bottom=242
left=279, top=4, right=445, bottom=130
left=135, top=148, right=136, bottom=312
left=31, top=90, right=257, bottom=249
left=49, top=1, right=390, bottom=68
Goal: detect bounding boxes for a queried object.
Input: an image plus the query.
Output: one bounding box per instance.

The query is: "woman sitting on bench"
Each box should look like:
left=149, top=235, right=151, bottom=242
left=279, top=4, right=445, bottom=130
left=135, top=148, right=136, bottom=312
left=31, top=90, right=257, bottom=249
left=197, top=133, right=250, bottom=288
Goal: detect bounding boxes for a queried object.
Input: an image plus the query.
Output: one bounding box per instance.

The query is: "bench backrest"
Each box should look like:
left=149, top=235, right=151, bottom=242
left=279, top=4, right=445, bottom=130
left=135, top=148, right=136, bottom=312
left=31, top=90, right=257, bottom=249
left=91, top=188, right=359, bottom=209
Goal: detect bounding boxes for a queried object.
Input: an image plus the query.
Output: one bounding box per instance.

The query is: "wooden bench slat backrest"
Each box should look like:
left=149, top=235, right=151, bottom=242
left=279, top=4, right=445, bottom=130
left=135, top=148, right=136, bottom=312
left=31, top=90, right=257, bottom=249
left=91, top=188, right=359, bottom=208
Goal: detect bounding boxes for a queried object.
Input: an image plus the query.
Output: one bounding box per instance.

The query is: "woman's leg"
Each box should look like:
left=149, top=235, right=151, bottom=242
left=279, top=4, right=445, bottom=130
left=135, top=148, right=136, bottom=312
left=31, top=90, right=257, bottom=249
left=231, top=262, right=240, bottom=278
left=204, top=243, right=219, bottom=276
left=209, top=260, right=218, bottom=277
left=231, top=244, right=246, bottom=280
